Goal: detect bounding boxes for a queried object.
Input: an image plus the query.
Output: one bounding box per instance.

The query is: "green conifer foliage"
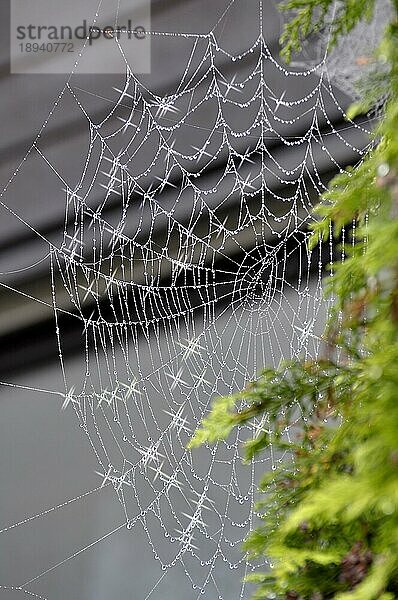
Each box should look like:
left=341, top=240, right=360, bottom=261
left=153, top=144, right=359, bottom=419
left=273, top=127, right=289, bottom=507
left=189, top=2, right=398, bottom=598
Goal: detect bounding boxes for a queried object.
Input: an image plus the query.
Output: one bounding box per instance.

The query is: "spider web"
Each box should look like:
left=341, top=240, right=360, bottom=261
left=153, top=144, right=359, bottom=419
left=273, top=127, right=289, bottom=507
left=0, top=1, right=375, bottom=598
